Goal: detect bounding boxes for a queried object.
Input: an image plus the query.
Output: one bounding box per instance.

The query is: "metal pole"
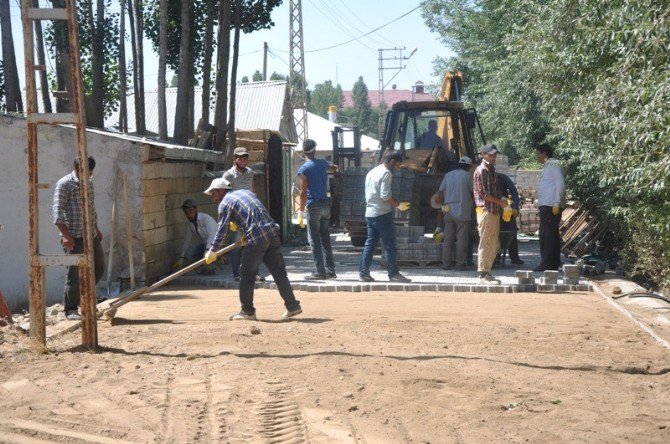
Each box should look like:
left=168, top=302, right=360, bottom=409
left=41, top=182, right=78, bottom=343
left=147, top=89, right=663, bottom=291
left=263, top=41, right=268, bottom=81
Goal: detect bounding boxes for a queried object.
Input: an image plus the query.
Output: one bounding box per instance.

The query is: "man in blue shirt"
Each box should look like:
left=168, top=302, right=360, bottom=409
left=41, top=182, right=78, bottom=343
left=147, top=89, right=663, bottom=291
left=297, top=139, right=336, bottom=280
left=203, top=178, right=302, bottom=321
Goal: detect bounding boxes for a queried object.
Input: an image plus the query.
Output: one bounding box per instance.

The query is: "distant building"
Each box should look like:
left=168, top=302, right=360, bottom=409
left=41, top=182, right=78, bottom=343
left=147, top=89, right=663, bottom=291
left=342, top=81, right=434, bottom=108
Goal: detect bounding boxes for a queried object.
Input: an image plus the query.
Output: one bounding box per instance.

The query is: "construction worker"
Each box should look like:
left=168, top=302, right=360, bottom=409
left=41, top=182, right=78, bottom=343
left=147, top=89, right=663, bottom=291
left=298, top=139, right=337, bottom=280
left=203, top=178, right=302, bottom=321
left=359, top=151, right=411, bottom=283
left=473, top=144, right=510, bottom=285
left=174, top=199, right=218, bottom=275
left=534, top=143, right=565, bottom=271
left=495, top=173, right=524, bottom=266
left=435, top=155, right=474, bottom=271
left=52, top=156, right=105, bottom=320
left=418, top=119, right=445, bottom=149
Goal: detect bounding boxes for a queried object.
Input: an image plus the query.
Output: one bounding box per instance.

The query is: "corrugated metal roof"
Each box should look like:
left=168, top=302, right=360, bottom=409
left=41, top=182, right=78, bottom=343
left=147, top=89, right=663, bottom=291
left=103, top=81, right=291, bottom=139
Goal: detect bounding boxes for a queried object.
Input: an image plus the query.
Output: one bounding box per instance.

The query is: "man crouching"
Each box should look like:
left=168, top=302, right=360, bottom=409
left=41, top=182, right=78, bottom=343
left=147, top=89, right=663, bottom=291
left=203, top=178, right=302, bottom=321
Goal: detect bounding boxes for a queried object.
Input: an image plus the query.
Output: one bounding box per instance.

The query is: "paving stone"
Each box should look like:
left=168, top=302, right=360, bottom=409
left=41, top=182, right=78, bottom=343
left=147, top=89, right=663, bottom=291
left=563, top=264, right=579, bottom=275
left=515, top=270, right=534, bottom=279
left=563, top=278, right=579, bottom=285
left=518, top=277, right=535, bottom=285
left=454, top=285, right=471, bottom=292
left=576, top=284, right=591, bottom=292
left=437, top=284, right=454, bottom=292
left=369, top=284, right=388, bottom=291
left=488, top=285, right=505, bottom=293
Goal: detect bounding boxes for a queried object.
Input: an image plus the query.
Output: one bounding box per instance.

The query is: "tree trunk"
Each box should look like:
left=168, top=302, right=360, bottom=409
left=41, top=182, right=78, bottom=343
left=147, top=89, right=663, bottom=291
left=134, top=0, right=145, bottom=134
left=126, top=0, right=139, bottom=133
left=173, top=0, right=191, bottom=145
left=200, top=0, right=215, bottom=125
left=119, top=0, right=127, bottom=132
left=226, top=5, right=241, bottom=164
left=157, top=0, right=168, bottom=140
left=213, top=0, right=231, bottom=152
left=32, top=0, right=51, bottom=113
left=0, top=0, right=23, bottom=113
left=85, top=0, right=104, bottom=127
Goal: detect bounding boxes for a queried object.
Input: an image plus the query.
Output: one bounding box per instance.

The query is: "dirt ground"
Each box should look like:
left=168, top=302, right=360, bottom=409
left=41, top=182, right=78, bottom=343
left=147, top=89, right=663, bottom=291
left=1, top=287, right=669, bottom=443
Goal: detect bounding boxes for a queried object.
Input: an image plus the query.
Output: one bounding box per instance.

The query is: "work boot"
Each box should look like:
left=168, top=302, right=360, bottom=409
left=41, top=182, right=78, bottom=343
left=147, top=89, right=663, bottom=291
left=389, top=273, right=411, bottom=283
left=304, top=273, right=326, bottom=281
left=229, top=311, right=257, bottom=321
left=282, top=306, right=303, bottom=320
left=477, top=273, right=501, bottom=285
left=324, top=272, right=337, bottom=280
left=359, top=275, right=375, bottom=282
left=65, top=310, right=81, bottom=321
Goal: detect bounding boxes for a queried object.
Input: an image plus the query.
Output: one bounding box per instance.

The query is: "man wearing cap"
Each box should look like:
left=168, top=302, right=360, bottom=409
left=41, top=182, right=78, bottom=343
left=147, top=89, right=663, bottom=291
left=473, top=144, right=510, bottom=284
left=435, top=156, right=474, bottom=270
left=203, top=178, right=302, bottom=321
left=297, top=139, right=337, bottom=280
left=222, top=146, right=257, bottom=280
left=174, top=199, right=218, bottom=275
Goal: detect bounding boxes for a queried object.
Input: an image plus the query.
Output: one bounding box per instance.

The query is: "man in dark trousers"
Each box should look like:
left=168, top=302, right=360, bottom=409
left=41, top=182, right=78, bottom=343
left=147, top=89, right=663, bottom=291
left=203, top=178, right=302, bottom=321
left=298, top=139, right=336, bottom=280
left=496, top=172, right=524, bottom=266
left=52, top=156, right=105, bottom=320
left=534, top=143, right=565, bottom=271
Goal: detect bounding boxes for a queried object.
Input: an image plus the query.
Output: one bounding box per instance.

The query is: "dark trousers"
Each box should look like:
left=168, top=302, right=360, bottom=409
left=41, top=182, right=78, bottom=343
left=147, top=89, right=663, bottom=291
left=539, top=206, right=562, bottom=270
left=239, top=235, right=300, bottom=315
left=64, top=236, right=105, bottom=312
left=306, top=199, right=335, bottom=275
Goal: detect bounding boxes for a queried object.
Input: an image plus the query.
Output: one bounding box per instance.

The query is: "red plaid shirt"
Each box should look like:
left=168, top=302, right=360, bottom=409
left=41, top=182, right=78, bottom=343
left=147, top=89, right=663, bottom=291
left=473, top=160, right=501, bottom=215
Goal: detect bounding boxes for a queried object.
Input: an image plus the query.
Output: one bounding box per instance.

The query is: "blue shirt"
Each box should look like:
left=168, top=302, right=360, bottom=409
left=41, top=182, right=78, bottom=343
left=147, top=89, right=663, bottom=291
left=438, top=169, right=473, bottom=221
left=297, top=158, right=329, bottom=207
left=211, top=189, right=279, bottom=249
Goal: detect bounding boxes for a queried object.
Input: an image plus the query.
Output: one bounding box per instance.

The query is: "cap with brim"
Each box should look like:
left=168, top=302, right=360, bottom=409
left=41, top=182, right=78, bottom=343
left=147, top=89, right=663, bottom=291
left=204, top=177, right=232, bottom=195
left=430, top=193, right=442, bottom=209
left=458, top=156, right=473, bottom=165
left=481, top=144, right=498, bottom=155
left=233, top=147, right=249, bottom=157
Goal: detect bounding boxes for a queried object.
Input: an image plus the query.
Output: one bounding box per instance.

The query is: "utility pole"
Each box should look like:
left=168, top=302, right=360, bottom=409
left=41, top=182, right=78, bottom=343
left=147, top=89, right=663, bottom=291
left=263, top=41, right=268, bottom=81
left=377, top=47, right=416, bottom=140
left=289, top=0, right=308, bottom=141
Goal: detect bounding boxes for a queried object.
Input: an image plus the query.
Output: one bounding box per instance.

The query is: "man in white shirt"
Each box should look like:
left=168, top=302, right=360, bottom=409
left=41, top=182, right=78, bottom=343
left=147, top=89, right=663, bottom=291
left=174, top=199, right=219, bottom=275
left=359, top=151, right=411, bottom=283
left=534, top=144, right=566, bottom=271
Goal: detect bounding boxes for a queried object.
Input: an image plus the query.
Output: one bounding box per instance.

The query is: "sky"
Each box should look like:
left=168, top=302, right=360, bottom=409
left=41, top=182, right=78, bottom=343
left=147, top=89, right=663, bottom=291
left=8, top=0, right=453, bottom=93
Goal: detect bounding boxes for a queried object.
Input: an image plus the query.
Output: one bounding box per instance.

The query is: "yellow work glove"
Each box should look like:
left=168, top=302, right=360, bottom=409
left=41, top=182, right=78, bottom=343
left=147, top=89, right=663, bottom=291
left=513, top=209, right=520, bottom=218
left=172, top=259, right=183, bottom=270
left=204, top=250, right=217, bottom=265
left=433, top=228, right=444, bottom=244
left=297, top=211, right=305, bottom=228
left=502, top=208, right=513, bottom=223
left=240, top=235, right=248, bottom=246
left=476, top=206, right=484, bottom=215
left=229, top=221, right=238, bottom=232
left=441, top=204, right=451, bottom=214
left=397, top=202, right=411, bottom=212
left=552, top=205, right=560, bottom=216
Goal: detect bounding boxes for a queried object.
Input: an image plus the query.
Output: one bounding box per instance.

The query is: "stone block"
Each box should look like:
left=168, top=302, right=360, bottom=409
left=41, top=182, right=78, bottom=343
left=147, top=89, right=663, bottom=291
left=369, top=284, right=388, bottom=292
left=563, top=277, right=579, bottom=285
left=437, top=284, right=454, bottom=292
left=576, top=284, right=591, bottom=292
left=517, top=277, right=535, bottom=285
left=488, top=285, right=504, bottom=293
left=515, top=270, right=534, bottom=279
left=563, top=264, right=579, bottom=276
left=455, top=285, right=471, bottom=292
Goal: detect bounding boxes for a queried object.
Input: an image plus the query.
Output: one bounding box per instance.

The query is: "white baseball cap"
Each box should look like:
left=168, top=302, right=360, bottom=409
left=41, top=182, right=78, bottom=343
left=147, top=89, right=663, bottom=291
left=204, top=177, right=232, bottom=195
left=458, top=156, right=473, bottom=165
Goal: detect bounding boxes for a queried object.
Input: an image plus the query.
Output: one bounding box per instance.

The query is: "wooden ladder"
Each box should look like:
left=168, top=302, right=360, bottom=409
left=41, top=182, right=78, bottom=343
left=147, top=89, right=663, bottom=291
left=21, top=0, right=98, bottom=349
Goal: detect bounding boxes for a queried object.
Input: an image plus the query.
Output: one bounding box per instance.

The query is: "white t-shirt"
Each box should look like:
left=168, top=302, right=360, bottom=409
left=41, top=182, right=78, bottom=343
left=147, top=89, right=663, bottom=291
left=365, top=164, right=393, bottom=218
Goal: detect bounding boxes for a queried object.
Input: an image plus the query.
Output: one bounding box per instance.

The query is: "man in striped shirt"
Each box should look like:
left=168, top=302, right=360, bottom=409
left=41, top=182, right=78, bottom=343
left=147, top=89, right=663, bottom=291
left=203, top=178, right=302, bottom=321
left=52, top=156, right=105, bottom=320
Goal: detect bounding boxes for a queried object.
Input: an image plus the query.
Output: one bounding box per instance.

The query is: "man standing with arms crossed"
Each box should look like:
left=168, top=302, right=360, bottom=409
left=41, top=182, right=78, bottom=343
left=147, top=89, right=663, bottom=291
left=223, top=146, right=263, bottom=282
left=534, top=143, right=565, bottom=271
left=473, top=144, right=510, bottom=285
left=203, top=178, right=302, bottom=321
left=52, top=156, right=105, bottom=320
left=297, top=139, right=336, bottom=280
left=359, top=151, right=411, bottom=283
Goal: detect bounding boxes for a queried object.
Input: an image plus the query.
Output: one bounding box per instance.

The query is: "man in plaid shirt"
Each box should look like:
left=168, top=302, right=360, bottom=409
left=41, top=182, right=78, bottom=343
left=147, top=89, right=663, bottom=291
left=203, top=178, right=302, bottom=321
left=473, top=144, right=510, bottom=285
left=52, top=156, right=105, bottom=320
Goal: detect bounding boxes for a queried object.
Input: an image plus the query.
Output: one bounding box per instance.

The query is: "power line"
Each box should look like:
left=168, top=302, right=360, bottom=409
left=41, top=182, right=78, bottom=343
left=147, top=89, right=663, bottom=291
left=338, top=0, right=400, bottom=48
left=308, top=0, right=377, bottom=54
left=274, top=3, right=425, bottom=54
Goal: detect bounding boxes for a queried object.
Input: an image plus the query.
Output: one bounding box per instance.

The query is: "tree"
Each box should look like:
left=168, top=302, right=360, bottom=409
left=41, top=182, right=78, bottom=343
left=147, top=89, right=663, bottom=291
left=127, top=0, right=145, bottom=134
left=309, top=80, right=343, bottom=118
left=241, top=76, right=249, bottom=83
left=252, top=70, right=263, bottom=81
left=200, top=0, right=216, bottom=125
left=270, top=71, right=286, bottom=81
left=118, top=0, right=128, bottom=132
left=32, top=0, right=52, bottom=114
left=173, top=0, right=192, bottom=145
left=0, top=0, right=23, bottom=113
left=350, top=76, right=374, bottom=135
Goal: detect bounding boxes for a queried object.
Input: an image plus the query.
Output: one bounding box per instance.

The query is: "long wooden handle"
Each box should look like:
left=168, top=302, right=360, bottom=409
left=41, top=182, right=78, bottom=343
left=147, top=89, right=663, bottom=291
left=105, top=241, right=241, bottom=312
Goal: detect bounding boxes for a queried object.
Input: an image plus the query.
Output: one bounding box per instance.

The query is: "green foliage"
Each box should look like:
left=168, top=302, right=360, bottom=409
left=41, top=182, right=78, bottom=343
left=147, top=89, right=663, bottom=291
left=309, top=80, right=343, bottom=118
left=422, top=0, right=670, bottom=288
left=252, top=70, right=263, bottom=81
left=348, top=76, right=377, bottom=136
left=269, top=71, right=287, bottom=81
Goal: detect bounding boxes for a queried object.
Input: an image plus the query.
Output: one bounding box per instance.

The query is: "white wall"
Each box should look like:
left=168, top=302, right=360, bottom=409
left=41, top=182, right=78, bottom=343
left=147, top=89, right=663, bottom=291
left=0, top=115, right=143, bottom=310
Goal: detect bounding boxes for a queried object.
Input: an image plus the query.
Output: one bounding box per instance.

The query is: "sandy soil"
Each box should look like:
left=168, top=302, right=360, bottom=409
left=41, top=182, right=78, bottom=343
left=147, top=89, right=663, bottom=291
left=1, top=287, right=669, bottom=443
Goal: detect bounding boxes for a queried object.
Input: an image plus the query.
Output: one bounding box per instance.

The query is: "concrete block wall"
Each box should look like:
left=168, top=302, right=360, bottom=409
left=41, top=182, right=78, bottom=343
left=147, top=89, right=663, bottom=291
left=515, top=170, right=541, bottom=201
left=141, top=161, right=216, bottom=283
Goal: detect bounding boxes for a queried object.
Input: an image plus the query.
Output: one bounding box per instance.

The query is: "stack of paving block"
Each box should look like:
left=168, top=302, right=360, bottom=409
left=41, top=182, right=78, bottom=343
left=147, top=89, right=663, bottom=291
left=538, top=270, right=559, bottom=285
left=515, top=270, right=536, bottom=285
left=518, top=206, right=540, bottom=234
left=391, top=168, right=417, bottom=223
left=339, top=167, right=370, bottom=222
left=383, top=225, right=440, bottom=266
left=562, top=265, right=580, bottom=285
